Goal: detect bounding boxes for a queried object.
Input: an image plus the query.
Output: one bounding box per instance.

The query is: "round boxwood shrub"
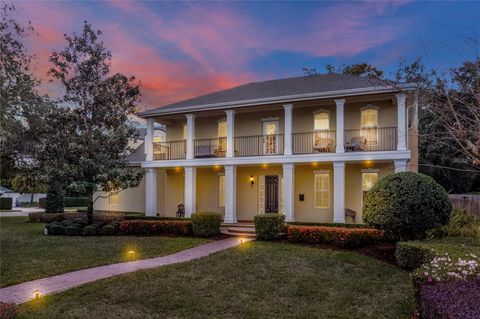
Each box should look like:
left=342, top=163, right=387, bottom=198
left=102, top=224, right=117, bottom=236
left=65, top=225, right=81, bottom=236
left=49, top=223, right=65, bottom=235
left=191, top=212, right=222, bottom=237
left=254, top=213, right=286, bottom=240
left=363, top=172, right=452, bottom=240
left=83, top=225, right=98, bottom=236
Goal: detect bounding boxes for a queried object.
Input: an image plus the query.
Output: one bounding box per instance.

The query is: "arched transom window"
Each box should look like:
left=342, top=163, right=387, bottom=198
left=361, top=108, right=378, bottom=128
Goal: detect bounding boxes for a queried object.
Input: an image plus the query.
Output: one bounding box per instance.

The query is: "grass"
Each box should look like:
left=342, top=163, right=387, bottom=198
left=0, top=217, right=210, bottom=287
left=405, top=236, right=480, bottom=259
left=18, top=241, right=415, bottom=319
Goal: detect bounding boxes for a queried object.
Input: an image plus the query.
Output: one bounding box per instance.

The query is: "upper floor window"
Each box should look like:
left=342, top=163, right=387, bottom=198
left=361, top=108, right=378, bottom=128
left=153, top=130, right=166, bottom=143
left=218, top=120, right=227, bottom=137
left=314, top=112, right=330, bottom=131
left=183, top=124, right=187, bottom=140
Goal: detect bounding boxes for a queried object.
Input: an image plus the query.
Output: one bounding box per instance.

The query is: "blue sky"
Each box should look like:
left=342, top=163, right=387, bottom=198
left=15, top=0, right=480, bottom=109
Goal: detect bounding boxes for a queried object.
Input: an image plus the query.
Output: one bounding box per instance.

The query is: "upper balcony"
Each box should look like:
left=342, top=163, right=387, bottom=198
left=146, top=92, right=409, bottom=162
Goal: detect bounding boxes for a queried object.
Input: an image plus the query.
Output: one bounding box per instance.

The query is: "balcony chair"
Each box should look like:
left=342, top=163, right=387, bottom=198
left=195, top=145, right=216, bottom=158
left=313, top=137, right=333, bottom=153
left=345, top=136, right=367, bottom=151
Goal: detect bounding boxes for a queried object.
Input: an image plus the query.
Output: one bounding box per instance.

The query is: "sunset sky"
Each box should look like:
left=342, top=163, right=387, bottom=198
left=13, top=0, right=480, bottom=110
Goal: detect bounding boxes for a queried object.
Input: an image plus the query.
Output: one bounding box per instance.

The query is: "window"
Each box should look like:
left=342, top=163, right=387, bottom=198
left=218, top=120, right=227, bottom=151
left=109, top=193, right=119, bottom=205
left=362, top=172, right=378, bottom=203
left=314, top=112, right=329, bottom=130
left=314, top=173, right=329, bottom=208
left=218, top=175, right=225, bottom=207
left=361, top=108, right=378, bottom=128
left=183, top=124, right=187, bottom=140
left=153, top=130, right=166, bottom=143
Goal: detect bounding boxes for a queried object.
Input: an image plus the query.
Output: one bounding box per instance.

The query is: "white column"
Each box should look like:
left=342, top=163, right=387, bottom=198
left=184, top=166, right=196, bottom=217
left=224, top=165, right=237, bottom=223
left=145, top=118, right=155, bottom=161
left=335, top=99, right=345, bottom=153
left=394, top=159, right=408, bottom=173
left=396, top=93, right=407, bottom=151
left=333, top=161, right=345, bottom=223
left=283, top=104, right=293, bottom=156
left=225, top=110, right=235, bottom=158
left=283, top=163, right=295, bottom=222
left=145, top=168, right=157, bottom=216
left=185, top=114, right=195, bottom=159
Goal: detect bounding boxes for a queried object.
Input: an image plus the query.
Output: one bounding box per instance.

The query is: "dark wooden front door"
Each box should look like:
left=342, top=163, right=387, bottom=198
left=265, top=175, right=279, bottom=213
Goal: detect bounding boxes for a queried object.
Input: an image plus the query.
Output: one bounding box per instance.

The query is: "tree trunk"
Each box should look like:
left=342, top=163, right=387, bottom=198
left=87, top=193, right=94, bottom=225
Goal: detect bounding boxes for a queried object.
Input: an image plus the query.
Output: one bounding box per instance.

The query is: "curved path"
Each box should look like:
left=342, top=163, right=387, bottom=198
left=0, top=237, right=250, bottom=304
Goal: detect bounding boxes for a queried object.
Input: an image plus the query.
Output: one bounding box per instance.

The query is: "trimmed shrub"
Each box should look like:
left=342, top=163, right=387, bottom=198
left=191, top=212, right=222, bottom=237
left=363, top=172, right=452, bottom=241
left=39, top=197, right=47, bottom=209
left=0, top=302, right=17, bottom=319
left=102, top=224, right=117, bottom=235
left=0, top=197, right=13, bottom=210
left=254, top=213, right=286, bottom=240
left=420, top=279, right=480, bottom=319
left=64, top=197, right=89, bottom=207
left=61, top=219, right=74, bottom=227
left=119, top=220, right=193, bottom=236
left=287, top=225, right=384, bottom=248
left=72, top=218, right=87, bottom=228
left=288, top=221, right=371, bottom=229
left=28, top=212, right=85, bottom=223
left=45, top=182, right=64, bottom=213
left=65, top=225, right=81, bottom=236
left=395, top=242, right=436, bottom=270
left=83, top=225, right=98, bottom=236
left=49, top=223, right=65, bottom=235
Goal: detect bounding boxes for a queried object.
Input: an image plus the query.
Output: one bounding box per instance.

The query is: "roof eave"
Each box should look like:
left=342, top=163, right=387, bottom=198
left=138, top=83, right=417, bottom=118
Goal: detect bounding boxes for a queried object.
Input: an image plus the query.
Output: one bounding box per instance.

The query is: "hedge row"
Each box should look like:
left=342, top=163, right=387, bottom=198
left=191, top=212, right=222, bottom=237
left=420, top=279, right=480, bottom=319
left=29, top=212, right=86, bottom=223
left=287, top=221, right=371, bottom=229
left=395, top=242, right=436, bottom=270
left=45, top=219, right=121, bottom=236
left=0, top=197, right=13, bottom=210
left=287, top=225, right=384, bottom=248
left=254, top=213, right=285, bottom=240
left=118, top=220, right=193, bottom=236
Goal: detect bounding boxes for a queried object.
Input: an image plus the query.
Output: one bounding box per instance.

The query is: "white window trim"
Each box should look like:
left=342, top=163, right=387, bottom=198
left=261, top=117, right=280, bottom=122
left=314, top=171, right=330, bottom=209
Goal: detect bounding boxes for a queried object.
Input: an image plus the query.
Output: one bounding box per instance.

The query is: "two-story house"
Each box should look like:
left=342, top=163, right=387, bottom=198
left=94, top=73, right=418, bottom=224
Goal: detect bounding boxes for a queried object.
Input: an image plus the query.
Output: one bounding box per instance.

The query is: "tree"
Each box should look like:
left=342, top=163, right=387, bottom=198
left=325, top=62, right=384, bottom=79
left=11, top=170, right=47, bottom=203
left=47, top=22, right=144, bottom=224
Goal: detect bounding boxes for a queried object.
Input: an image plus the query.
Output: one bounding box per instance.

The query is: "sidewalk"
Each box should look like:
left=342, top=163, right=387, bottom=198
left=0, top=237, right=251, bottom=304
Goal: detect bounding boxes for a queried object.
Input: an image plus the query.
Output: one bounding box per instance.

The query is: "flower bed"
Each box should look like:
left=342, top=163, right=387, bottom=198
left=118, top=220, right=193, bottom=236
left=420, top=279, right=480, bottom=319
left=287, top=225, right=383, bottom=248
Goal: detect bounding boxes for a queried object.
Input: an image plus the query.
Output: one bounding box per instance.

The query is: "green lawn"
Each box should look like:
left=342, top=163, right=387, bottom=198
left=18, top=241, right=415, bottom=319
left=0, top=217, right=210, bottom=287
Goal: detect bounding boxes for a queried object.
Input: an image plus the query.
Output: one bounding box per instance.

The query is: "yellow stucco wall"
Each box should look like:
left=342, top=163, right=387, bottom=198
left=196, top=166, right=225, bottom=215
left=94, top=177, right=146, bottom=213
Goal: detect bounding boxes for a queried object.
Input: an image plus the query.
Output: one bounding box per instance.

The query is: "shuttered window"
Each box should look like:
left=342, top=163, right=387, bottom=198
left=218, top=175, right=225, bottom=207
left=314, top=173, right=329, bottom=208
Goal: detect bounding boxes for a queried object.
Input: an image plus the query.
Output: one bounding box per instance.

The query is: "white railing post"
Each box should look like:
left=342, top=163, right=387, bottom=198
left=185, top=114, right=195, bottom=159
left=396, top=93, right=407, bottom=151
left=146, top=118, right=154, bottom=161
left=283, top=104, right=293, bottom=156
left=225, top=110, right=235, bottom=158
left=335, top=99, right=345, bottom=153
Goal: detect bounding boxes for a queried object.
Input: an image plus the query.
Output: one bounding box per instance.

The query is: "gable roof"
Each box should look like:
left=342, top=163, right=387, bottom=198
left=139, top=73, right=416, bottom=117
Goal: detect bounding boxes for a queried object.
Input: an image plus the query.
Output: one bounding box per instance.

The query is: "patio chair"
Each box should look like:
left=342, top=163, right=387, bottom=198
left=314, top=137, right=333, bottom=153
left=346, top=136, right=367, bottom=151
left=176, top=204, right=185, bottom=218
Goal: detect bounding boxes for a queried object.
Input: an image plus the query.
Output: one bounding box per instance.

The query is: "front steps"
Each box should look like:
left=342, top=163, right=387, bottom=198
left=220, top=222, right=256, bottom=238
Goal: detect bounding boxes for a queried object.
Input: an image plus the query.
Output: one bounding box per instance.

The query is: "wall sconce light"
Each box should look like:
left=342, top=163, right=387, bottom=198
left=249, top=176, right=255, bottom=188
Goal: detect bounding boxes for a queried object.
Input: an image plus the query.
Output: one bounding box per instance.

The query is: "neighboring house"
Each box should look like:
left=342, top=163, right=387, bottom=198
left=95, top=73, right=418, bottom=223
left=0, top=186, right=20, bottom=207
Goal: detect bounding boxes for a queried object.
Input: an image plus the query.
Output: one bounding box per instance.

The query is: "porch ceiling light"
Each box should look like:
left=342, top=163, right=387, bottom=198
left=249, top=176, right=255, bottom=188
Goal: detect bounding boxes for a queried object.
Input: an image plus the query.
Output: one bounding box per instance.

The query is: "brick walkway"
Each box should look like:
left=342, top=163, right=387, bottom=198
left=0, top=237, right=251, bottom=304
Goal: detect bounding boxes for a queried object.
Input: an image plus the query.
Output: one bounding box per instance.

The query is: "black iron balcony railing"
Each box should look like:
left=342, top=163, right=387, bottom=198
left=153, top=140, right=186, bottom=160
left=344, top=127, right=397, bottom=152
left=292, top=130, right=336, bottom=154
left=234, top=134, right=284, bottom=157
left=194, top=137, right=227, bottom=158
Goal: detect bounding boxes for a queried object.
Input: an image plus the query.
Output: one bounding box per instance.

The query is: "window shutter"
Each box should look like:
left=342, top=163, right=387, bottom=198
left=258, top=175, right=265, bottom=214
left=279, top=176, right=284, bottom=215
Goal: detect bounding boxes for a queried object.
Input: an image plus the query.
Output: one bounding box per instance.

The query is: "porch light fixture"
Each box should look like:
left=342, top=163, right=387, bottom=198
left=249, top=176, right=255, bottom=188
left=33, top=289, right=41, bottom=300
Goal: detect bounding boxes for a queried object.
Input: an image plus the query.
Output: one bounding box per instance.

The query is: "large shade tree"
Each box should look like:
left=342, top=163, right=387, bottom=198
left=47, top=22, right=144, bottom=223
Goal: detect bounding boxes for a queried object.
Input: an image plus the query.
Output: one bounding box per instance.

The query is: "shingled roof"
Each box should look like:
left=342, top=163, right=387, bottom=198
left=139, top=73, right=414, bottom=117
